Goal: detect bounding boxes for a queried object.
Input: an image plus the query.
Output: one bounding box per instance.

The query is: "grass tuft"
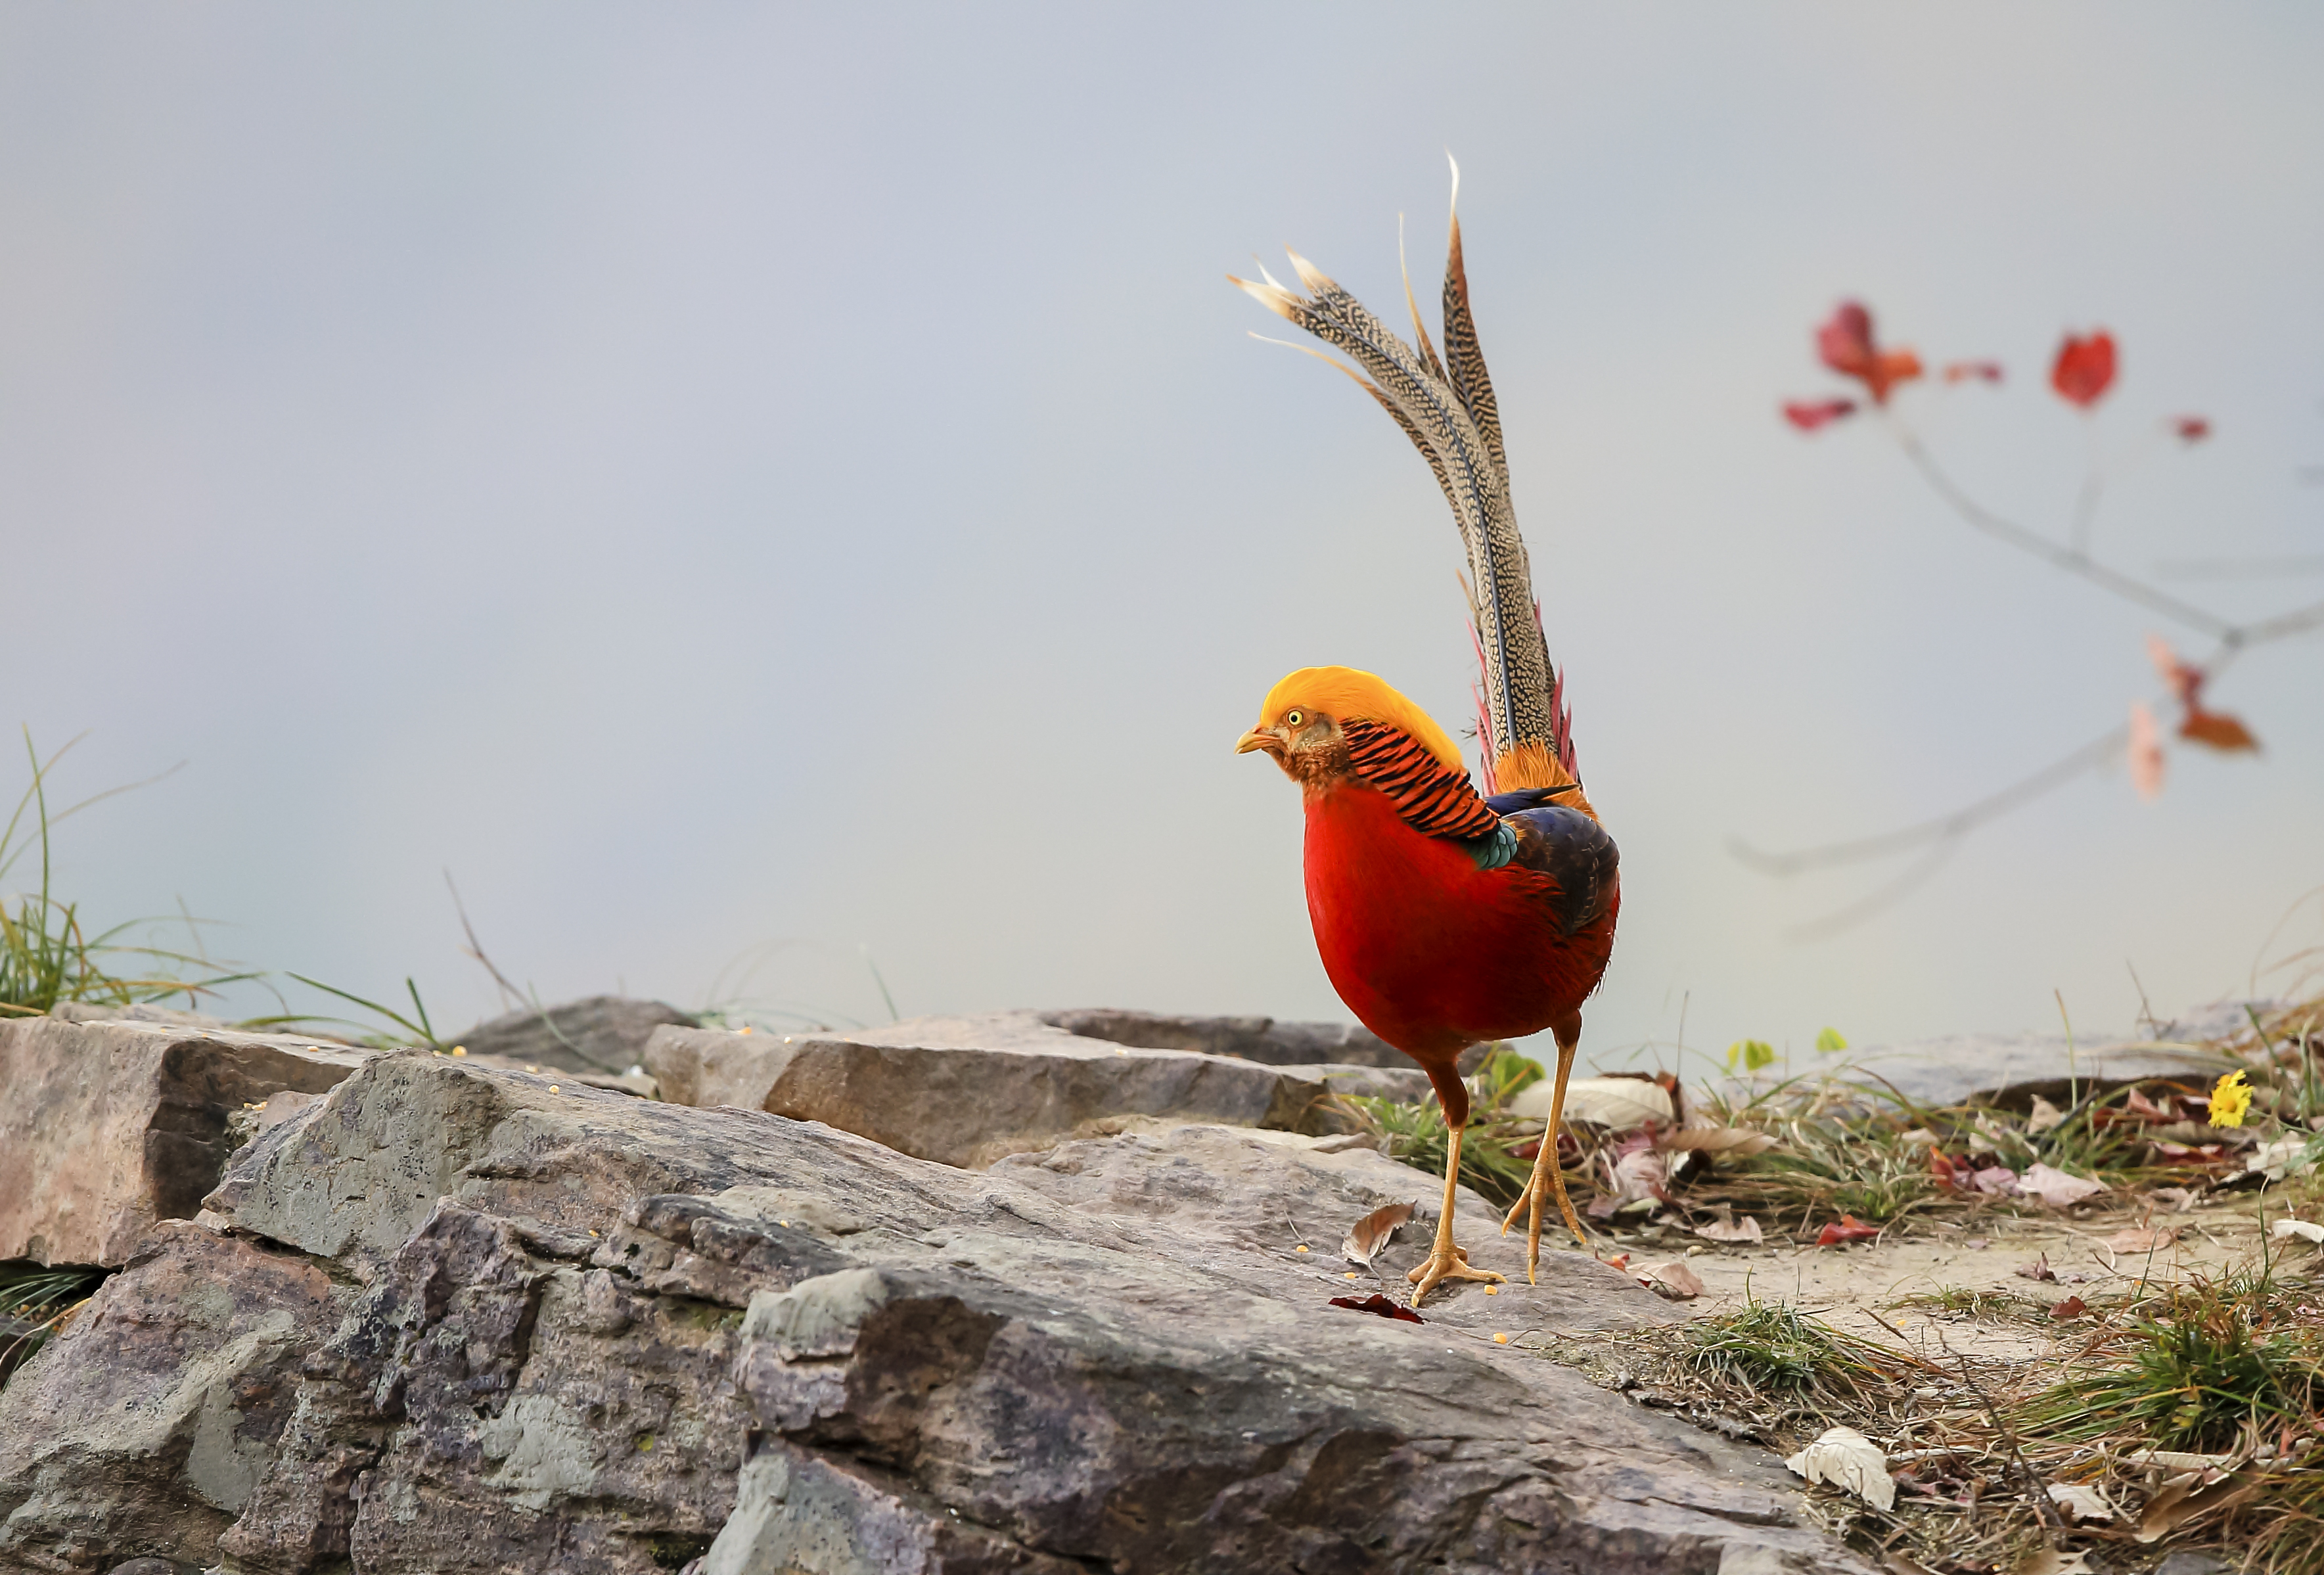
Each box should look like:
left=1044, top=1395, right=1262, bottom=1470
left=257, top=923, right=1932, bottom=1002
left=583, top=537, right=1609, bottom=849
left=2, top=733, right=239, bottom=1020
left=2022, top=1269, right=2322, bottom=1452
left=1676, top=1300, right=1909, bottom=1408
left=0, top=1262, right=106, bottom=1382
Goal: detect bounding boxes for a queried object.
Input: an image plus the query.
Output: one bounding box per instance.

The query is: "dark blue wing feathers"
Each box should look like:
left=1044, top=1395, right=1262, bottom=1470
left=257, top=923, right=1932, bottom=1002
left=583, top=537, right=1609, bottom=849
left=1505, top=804, right=1619, bottom=938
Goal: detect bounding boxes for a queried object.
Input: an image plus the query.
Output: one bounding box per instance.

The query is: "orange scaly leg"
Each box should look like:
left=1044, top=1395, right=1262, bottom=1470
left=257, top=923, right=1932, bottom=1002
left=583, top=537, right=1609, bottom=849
left=1408, top=1120, right=1507, bottom=1307
left=1501, top=1023, right=1587, bottom=1281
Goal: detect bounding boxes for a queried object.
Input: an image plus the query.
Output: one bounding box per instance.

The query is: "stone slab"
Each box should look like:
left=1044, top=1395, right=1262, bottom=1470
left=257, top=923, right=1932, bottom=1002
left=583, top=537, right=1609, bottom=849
left=447, top=993, right=698, bottom=1075
left=0, top=1016, right=371, bottom=1266
left=0, top=1221, right=348, bottom=1570
left=1809, top=1034, right=2240, bottom=1112
left=120, top=1053, right=1874, bottom=1574
left=644, top=1022, right=1430, bottom=1168
left=861, top=1006, right=1492, bottom=1073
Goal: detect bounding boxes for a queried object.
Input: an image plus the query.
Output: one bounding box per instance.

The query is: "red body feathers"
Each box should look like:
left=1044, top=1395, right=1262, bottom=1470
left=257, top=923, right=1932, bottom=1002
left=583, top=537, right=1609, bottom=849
left=1302, top=777, right=1618, bottom=1093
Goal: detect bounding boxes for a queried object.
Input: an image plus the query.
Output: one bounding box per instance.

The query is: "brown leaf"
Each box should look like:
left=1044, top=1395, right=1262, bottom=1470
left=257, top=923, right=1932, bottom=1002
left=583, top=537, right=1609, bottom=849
left=1340, top=1201, right=1417, bottom=1269
left=2015, top=1253, right=2057, bottom=1282
left=2134, top=1472, right=2254, bottom=1543
left=1814, top=1215, right=1880, bottom=1246
left=1694, top=1213, right=1765, bottom=1244
left=1660, top=1126, right=1778, bottom=1157
left=1637, top=1260, right=1706, bottom=1300
left=1327, top=1292, right=1424, bottom=1325
left=2049, top=1295, right=2088, bottom=1320
left=2017, top=1162, right=2106, bottom=1208
left=2047, top=1482, right=2116, bottom=1522
left=2011, top=1549, right=2092, bottom=1575
left=2107, top=1225, right=2177, bottom=1253
left=2180, top=707, right=2259, bottom=752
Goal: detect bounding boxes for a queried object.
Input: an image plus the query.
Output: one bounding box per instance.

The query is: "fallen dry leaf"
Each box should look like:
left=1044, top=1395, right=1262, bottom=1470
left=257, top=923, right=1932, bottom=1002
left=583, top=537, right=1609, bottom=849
left=2047, top=1482, right=2114, bottom=1522
left=2271, top=1217, right=2324, bottom=1245
left=1340, top=1201, right=1417, bottom=1269
left=2015, top=1254, right=2057, bottom=1283
left=1660, top=1125, right=1778, bottom=1158
left=1693, top=1213, right=1764, bottom=1245
left=2027, top=1094, right=2066, bottom=1134
left=1636, top=1260, right=1705, bottom=1300
left=2016, top=1162, right=2106, bottom=1208
left=1600, top=1252, right=1630, bottom=1271
left=2011, top=1549, right=2092, bottom=1575
left=1603, top=1146, right=1669, bottom=1206
left=1814, top=1215, right=1880, bottom=1246
left=1784, top=1425, right=1895, bottom=1511
left=2049, top=1295, right=2089, bottom=1321
left=2151, top=1186, right=2201, bottom=1212
left=1327, top=1292, right=1424, bottom=1325
left=2134, top=1471, right=2254, bottom=1543
left=2125, top=1449, right=2236, bottom=1472
left=1513, top=1074, right=1672, bottom=1130
left=2107, top=1225, right=2178, bottom=1254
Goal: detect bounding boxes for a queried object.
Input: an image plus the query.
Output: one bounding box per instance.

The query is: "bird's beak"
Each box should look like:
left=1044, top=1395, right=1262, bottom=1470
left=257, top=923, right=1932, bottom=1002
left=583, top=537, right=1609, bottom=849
left=1235, top=725, right=1288, bottom=758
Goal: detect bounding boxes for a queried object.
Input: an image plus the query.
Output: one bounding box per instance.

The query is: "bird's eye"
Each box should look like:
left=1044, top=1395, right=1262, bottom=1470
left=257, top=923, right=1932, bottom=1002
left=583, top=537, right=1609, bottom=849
left=1285, top=710, right=1305, bottom=728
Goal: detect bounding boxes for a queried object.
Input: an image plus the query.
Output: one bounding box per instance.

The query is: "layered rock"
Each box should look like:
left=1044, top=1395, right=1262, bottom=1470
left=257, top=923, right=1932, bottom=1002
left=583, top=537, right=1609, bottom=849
left=0, top=1015, right=369, bottom=1266
left=0, top=1047, right=1867, bottom=1572
left=446, top=995, right=699, bottom=1075
left=644, top=1020, right=1430, bottom=1167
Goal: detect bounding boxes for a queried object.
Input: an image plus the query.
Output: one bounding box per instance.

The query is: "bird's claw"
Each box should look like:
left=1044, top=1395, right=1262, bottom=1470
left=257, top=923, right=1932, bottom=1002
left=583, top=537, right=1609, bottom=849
left=1406, top=1244, right=1505, bottom=1308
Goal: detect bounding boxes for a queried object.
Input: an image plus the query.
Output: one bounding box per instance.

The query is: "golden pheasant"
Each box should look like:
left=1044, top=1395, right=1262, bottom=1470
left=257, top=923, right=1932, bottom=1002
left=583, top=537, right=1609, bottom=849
left=1232, top=166, right=1620, bottom=1305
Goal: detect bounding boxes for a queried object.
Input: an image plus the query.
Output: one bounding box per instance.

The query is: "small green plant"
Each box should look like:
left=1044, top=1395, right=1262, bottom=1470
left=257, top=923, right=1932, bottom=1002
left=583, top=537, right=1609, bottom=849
left=2, top=733, right=238, bottom=1019
left=1342, top=1045, right=1554, bottom=1209
left=2022, top=1271, right=2321, bottom=1451
left=1813, top=1026, right=1848, bottom=1054
left=0, top=1262, right=106, bottom=1381
left=1676, top=1300, right=1905, bottom=1407
left=1727, top=1038, right=1775, bottom=1072
left=1889, top=1285, right=2045, bottom=1323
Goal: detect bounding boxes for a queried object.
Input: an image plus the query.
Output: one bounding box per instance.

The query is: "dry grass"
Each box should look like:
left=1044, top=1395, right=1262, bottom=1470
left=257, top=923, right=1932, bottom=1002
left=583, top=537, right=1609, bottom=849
left=1359, top=1001, right=2324, bottom=1571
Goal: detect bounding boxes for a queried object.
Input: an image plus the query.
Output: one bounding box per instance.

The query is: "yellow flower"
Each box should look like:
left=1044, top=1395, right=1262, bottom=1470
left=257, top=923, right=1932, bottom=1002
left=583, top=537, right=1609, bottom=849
left=2208, top=1070, right=2253, bottom=1129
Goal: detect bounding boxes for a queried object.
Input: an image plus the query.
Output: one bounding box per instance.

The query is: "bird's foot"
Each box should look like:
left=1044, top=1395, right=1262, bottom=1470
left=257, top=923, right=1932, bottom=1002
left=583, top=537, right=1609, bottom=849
left=1498, top=1172, right=1588, bottom=1285
left=1406, top=1244, right=1505, bottom=1308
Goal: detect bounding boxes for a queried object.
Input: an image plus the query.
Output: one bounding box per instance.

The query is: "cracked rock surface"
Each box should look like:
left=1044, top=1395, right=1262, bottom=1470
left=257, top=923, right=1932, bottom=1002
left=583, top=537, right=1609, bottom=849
left=1, top=1044, right=1871, bottom=1574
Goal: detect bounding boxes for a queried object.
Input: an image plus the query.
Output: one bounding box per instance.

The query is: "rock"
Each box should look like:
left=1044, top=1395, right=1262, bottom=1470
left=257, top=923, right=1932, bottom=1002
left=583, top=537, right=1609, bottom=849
left=872, top=1006, right=1492, bottom=1073
left=1037, top=1007, right=1444, bottom=1068
left=0, top=1015, right=371, bottom=1266
left=2153, top=1553, right=2232, bottom=1575
left=0, top=1221, right=347, bottom=1571
left=66, top=1051, right=1875, bottom=1573
left=1808, top=1034, right=2234, bottom=1112
left=448, top=995, right=699, bottom=1075
left=644, top=1022, right=1431, bottom=1168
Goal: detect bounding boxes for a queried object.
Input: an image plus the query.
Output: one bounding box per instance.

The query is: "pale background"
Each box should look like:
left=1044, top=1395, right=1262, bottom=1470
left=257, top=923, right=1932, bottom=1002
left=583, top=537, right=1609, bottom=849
left=5, top=4, right=2319, bottom=1065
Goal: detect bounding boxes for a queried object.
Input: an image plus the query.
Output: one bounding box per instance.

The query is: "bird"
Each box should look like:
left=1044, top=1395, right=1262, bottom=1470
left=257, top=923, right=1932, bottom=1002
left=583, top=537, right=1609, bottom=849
left=1230, top=165, right=1620, bottom=1306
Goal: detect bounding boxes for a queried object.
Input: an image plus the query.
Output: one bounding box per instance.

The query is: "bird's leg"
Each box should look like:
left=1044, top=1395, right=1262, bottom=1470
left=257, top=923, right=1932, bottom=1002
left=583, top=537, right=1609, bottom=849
left=1500, top=1016, right=1588, bottom=1281
left=1407, top=1120, right=1507, bottom=1307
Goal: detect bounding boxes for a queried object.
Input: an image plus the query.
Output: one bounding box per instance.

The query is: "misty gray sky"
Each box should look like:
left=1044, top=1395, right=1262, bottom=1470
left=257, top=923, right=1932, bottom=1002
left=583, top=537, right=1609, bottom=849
left=6, top=4, right=2320, bottom=1067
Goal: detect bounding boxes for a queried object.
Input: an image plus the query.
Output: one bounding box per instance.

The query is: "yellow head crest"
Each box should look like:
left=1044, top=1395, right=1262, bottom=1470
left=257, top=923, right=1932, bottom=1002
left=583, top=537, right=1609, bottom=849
left=1252, top=666, right=1467, bottom=774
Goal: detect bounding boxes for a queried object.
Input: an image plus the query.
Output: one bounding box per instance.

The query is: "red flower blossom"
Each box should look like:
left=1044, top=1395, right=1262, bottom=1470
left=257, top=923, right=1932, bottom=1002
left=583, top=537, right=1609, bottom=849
left=1815, top=302, right=1923, bottom=403
left=2171, top=415, right=2211, bottom=442
left=1782, top=398, right=1857, bottom=432
left=1943, top=361, right=2004, bottom=384
left=2051, top=330, right=2117, bottom=408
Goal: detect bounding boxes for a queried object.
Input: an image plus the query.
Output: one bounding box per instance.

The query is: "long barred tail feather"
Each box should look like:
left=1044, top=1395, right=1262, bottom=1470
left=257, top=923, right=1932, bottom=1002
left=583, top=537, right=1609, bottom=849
left=1230, top=156, right=1574, bottom=792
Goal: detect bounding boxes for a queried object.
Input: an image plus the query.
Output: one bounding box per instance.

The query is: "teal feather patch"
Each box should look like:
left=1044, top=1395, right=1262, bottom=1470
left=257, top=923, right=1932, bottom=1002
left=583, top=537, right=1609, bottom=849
left=1469, top=823, right=1518, bottom=871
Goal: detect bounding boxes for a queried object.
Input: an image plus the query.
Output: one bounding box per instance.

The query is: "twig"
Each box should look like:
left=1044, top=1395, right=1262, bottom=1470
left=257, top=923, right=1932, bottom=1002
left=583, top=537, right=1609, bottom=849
left=445, top=871, right=526, bottom=1013
left=1944, top=1340, right=2064, bottom=1532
